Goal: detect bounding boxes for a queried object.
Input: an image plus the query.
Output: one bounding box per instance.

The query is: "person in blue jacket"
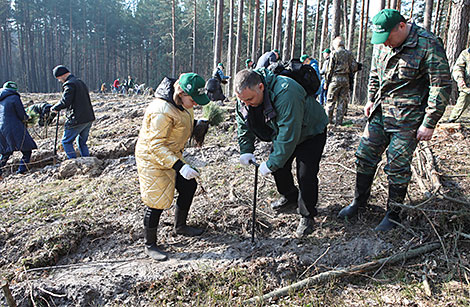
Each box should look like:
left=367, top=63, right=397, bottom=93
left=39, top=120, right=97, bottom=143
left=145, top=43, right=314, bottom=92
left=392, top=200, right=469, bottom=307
left=0, top=81, right=37, bottom=178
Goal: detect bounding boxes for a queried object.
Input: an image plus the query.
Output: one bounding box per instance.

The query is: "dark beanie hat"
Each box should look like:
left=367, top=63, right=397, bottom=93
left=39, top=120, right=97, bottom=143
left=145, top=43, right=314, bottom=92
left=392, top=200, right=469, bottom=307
left=52, top=65, right=69, bottom=77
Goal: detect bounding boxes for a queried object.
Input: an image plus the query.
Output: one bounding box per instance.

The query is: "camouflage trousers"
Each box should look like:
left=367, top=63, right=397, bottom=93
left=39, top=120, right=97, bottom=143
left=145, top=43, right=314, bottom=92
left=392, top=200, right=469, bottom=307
left=325, top=81, right=350, bottom=125
left=449, top=91, right=470, bottom=121
left=355, top=111, right=418, bottom=187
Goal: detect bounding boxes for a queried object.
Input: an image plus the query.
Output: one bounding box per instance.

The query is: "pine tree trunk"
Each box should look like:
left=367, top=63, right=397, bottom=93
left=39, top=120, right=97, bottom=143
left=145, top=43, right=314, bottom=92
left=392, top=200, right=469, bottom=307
left=301, top=0, right=308, bottom=55
left=192, top=0, right=197, bottom=72
left=271, top=0, right=277, bottom=50
left=290, top=0, right=299, bottom=59
left=227, top=0, right=234, bottom=90
left=214, top=0, right=224, bottom=69
left=342, top=0, right=349, bottom=44
left=423, top=0, right=433, bottom=31
left=172, top=0, right=176, bottom=77
left=313, top=0, right=321, bottom=58
left=319, top=0, right=330, bottom=58
left=446, top=0, right=470, bottom=68
left=442, top=0, right=453, bottom=49
left=274, top=0, right=283, bottom=51
left=352, top=0, right=366, bottom=105
left=282, top=0, right=294, bottom=61
left=348, top=0, right=357, bottom=50
left=235, top=0, right=245, bottom=73
left=380, top=0, right=386, bottom=10
left=331, top=0, right=341, bottom=40
left=262, top=0, right=268, bottom=54
left=252, top=0, right=260, bottom=61
left=390, top=0, right=397, bottom=10
left=432, top=0, right=442, bottom=34
left=246, top=0, right=252, bottom=58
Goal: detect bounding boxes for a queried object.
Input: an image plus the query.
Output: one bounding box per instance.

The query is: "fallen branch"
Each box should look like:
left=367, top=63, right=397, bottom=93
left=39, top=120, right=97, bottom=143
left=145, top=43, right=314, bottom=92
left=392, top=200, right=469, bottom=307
left=323, top=162, right=355, bottom=174
left=1, top=279, right=17, bottom=307
left=243, top=243, right=440, bottom=304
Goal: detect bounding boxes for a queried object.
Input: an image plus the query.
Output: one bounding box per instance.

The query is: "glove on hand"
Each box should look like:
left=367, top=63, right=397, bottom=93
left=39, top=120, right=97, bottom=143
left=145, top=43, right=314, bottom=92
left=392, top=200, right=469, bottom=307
left=259, top=162, right=272, bottom=176
left=179, top=164, right=200, bottom=180
left=240, top=153, right=256, bottom=165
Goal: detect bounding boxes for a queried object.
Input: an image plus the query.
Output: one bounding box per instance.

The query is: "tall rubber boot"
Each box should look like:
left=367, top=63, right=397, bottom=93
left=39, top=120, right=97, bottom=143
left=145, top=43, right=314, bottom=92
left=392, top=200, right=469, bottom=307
left=174, top=207, right=203, bottom=236
left=338, top=172, right=375, bottom=219
left=144, top=227, right=168, bottom=261
left=375, top=184, right=407, bottom=232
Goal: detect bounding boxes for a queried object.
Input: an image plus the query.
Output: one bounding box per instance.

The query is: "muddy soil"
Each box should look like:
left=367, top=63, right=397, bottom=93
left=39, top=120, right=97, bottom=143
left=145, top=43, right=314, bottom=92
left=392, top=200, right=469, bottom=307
left=1, top=93, right=469, bottom=306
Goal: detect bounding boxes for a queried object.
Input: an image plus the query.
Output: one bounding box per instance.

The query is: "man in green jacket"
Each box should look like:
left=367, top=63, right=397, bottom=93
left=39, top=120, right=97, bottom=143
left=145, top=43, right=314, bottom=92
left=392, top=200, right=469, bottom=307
left=337, top=9, right=452, bottom=231
left=234, top=68, right=329, bottom=238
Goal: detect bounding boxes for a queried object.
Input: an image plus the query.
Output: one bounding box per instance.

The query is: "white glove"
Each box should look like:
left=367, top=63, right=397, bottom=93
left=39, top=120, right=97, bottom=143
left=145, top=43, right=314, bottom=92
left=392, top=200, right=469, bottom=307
left=259, top=162, right=272, bottom=176
left=179, top=164, right=200, bottom=180
left=240, top=153, right=256, bottom=165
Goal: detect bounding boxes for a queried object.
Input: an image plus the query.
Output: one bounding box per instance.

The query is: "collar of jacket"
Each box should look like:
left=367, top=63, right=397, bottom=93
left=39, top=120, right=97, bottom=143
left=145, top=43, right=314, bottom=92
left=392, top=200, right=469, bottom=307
left=155, top=77, right=185, bottom=111
left=393, top=23, right=418, bottom=53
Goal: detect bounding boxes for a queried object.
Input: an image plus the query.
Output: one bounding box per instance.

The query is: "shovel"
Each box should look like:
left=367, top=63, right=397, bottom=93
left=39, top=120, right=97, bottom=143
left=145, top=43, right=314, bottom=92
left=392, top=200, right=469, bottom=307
left=249, top=160, right=259, bottom=243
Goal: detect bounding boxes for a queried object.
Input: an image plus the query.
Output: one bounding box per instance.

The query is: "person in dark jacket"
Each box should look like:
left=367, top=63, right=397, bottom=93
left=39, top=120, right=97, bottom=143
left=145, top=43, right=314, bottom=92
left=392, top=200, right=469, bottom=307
left=255, top=49, right=280, bottom=69
left=0, top=81, right=38, bottom=178
left=51, top=65, right=95, bottom=159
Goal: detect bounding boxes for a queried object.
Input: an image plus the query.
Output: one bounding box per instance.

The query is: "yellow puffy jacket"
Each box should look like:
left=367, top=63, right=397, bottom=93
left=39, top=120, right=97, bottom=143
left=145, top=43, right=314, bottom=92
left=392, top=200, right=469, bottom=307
left=135, top=85, right=194, bottom=209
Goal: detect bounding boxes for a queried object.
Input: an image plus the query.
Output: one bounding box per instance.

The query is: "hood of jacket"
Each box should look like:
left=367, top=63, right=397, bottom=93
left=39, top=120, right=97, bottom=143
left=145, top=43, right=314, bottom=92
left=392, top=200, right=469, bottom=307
left=0, top=88, right=20, bottom=102
left=154, top=77, right=185, bottom=111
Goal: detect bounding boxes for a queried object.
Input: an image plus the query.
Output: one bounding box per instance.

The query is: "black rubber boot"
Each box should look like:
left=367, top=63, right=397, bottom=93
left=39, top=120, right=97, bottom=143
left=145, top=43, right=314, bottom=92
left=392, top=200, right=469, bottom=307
left=338, top=172, right=374, bottom=219
left=375, top=185, right=407, bottom=232
left=174, top=207, right=203, bottom=236
left=144, top=227, right=168, bottom=261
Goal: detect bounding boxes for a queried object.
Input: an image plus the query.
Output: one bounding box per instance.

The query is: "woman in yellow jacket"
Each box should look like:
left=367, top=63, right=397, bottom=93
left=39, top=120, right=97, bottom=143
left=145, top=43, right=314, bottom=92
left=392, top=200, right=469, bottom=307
left=135, top=73, right=210, bottom=261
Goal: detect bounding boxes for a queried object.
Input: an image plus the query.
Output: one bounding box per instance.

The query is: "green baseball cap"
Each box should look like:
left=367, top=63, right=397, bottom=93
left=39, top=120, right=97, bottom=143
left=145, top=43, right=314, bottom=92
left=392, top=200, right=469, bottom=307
left=273, top=49, right=280, bottom=54
left=245, top=58, right=252, bottom=64
left=300, top=54, right=310, bottom=62
left=322, top=48, right=331, bottom=53
left=179, top=73, right=210, bottom=106
left=2, top=81, right=18, bottom=91
left=371, top=9, right=403, bottom=44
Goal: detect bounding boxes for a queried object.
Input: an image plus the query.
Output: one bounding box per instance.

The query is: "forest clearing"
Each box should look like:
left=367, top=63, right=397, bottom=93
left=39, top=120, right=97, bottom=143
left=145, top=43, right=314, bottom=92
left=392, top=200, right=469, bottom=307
left=1, top=92, right=469, bottom=306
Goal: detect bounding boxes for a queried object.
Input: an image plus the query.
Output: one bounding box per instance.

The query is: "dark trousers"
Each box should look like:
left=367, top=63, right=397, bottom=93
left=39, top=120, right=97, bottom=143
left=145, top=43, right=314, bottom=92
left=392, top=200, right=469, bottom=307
left=144, top=172, right=197, bottom=228
left=0, top=150, right=32, bottom=176
left=272, top=130, right=327, bottom=218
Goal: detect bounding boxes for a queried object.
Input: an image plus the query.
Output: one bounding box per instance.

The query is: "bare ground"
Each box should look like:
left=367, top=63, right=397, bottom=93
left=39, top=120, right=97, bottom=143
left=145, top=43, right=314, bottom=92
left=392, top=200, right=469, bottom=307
left=1, top=93, right=469, bottom=306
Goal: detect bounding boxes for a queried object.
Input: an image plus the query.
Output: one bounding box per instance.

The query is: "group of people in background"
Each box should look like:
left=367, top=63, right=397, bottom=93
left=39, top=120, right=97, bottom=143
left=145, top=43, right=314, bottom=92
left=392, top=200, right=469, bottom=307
left=1, top=8, right=469, bottom=261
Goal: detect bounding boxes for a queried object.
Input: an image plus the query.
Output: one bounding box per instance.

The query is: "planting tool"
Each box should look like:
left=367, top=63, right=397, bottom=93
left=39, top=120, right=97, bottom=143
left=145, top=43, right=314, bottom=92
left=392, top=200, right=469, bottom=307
left=249, top=160, right=259, bottom=243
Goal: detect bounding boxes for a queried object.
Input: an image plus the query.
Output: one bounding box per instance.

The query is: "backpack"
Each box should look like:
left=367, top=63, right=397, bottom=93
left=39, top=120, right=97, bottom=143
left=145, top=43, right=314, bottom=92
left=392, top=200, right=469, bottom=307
left=267, top=59, right=320, bottom=96
left=205, top=77, right=226, bottom=101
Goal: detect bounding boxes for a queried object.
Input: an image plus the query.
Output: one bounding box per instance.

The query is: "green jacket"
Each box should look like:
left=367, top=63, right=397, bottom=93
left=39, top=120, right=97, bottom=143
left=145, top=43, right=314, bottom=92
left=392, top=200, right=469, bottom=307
left=368, top=23, right=452, bottom=131
left=452, top=48, right=470, bottom=86
left=236, top=68, right=328, bottom=172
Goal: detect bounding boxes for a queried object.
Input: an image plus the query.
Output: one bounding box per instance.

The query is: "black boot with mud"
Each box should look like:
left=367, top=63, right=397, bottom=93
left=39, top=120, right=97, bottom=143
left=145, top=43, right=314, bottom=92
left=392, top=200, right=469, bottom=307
left=338, top=172, right=374, bottom=219
left=270, top=196, right=297, bottom=213
left=174, top=207, right=204, bottom=236
left=374, top=185, right=406, bottom=232
left=144, top=227, right=168, bottom=261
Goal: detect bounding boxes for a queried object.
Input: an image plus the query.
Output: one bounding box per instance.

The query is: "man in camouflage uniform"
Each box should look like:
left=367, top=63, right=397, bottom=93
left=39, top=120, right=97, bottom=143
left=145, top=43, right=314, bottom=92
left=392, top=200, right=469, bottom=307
left=447, top=48, right=470, bottom=122
left=324, top=36, right=359, bottom=126
left=337, top=9, right=452, bottom=231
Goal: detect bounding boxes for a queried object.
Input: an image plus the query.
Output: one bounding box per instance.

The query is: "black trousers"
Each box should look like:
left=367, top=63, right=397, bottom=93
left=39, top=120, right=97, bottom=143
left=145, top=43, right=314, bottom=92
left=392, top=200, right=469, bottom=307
left=144, top=173, right=197, bottom=228
left=272, top=130, right=327, bottom=218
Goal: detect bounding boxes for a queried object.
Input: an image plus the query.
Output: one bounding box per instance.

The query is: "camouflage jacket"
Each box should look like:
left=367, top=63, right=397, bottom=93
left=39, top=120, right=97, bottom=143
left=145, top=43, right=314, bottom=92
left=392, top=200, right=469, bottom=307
left=368, top=23, right=452, bottom=131
left=452, top=48, right=470, bottom=86
left=325, top=46, right=358, bottom=84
